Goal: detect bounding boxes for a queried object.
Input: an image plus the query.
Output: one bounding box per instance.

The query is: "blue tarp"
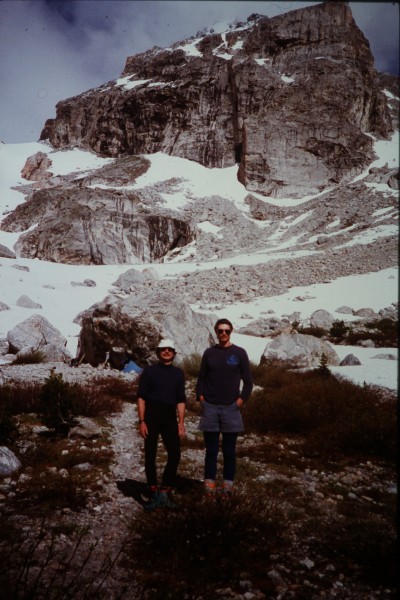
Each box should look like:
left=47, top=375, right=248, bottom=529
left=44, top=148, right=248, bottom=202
left=122, top=360, right=143, bottom=374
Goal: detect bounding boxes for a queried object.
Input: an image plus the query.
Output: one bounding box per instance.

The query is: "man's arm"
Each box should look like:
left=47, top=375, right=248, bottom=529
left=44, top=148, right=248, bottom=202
left=239, top=350, right=253, bottom=403
left=177, top=402, right=186, bottom=437
left=137, top=397, right=148, bottom=438
left=195, top=351, right=208, bottom=400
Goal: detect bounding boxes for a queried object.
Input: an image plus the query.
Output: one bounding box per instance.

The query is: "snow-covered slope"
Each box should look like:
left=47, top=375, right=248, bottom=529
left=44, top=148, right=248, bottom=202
left=0, top=134, right=398, bottom=389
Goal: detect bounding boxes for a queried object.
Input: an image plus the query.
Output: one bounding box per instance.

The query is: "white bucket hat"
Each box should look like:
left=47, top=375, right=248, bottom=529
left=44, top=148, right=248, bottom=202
left=156, top=338, right=176, bottom=350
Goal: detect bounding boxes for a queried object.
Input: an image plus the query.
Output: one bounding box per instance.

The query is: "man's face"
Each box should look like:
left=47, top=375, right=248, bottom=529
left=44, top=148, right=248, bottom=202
left=216, top=325, right=232, bottom=343
left=158, top=347, right=175, bottom=364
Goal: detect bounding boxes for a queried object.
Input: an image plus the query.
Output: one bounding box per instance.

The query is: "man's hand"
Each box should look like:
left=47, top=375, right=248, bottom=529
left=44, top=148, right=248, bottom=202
left=139, top=421, right=148, bottom=439
left=236, top=397, right=244, bottom=407
left=178, top=423, right=186, bottom=437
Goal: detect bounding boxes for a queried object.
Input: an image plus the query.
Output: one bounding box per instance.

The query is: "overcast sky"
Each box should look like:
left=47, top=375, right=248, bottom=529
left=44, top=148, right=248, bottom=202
left=1, top=0, right=399, bottom=144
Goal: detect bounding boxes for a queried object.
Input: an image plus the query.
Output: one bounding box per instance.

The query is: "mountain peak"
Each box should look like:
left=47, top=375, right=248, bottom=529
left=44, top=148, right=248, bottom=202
left=40, top=1, right=392, bottom=199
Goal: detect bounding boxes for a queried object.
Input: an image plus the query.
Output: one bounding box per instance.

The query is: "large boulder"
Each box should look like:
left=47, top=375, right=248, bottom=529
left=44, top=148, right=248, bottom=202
left=112, top=267, right=158, bottom=292
left=237, top=317, right=290, bottom=337
left=7, top=315, right=69, bottom=356
left=261, top=331, right=340, bottom=368
left=16, top=295, right=43, bottom=309
left=340, top=354, right=361, bottom=366
left=0, top=447, right=21, bottom=477
left=310, top=309, right=335, bottom=330
left=77, top=291, right=216, bottom=367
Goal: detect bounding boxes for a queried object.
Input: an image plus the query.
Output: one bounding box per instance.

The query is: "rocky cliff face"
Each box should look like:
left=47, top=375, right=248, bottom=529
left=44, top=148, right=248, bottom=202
left=3, top=157, right=194, bottom=264
left=40, top=2, right=392, bottom=199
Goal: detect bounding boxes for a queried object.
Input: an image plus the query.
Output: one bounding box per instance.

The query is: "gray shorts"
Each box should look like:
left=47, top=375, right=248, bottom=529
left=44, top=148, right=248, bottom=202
left=198, top=400, right=244, bottom=433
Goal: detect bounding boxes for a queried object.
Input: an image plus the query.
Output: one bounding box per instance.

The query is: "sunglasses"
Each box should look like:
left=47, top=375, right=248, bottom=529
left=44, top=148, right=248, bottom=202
left=159, top=347, right=175, bottom=352
left=217, top=328, right=232, bottom=335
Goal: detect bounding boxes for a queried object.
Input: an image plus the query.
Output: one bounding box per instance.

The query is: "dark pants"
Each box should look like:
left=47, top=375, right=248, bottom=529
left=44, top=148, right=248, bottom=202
left=203, top=431, right=238, bottom=481
left=144, top=402, right=180, bottom=488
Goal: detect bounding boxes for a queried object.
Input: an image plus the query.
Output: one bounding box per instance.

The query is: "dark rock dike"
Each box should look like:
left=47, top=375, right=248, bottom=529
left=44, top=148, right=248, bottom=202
left=40, top=2, right=393, bottom=199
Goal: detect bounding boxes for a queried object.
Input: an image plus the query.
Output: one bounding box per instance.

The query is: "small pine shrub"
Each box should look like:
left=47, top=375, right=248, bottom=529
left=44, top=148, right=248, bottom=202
left=38, top=369, right=79, bottom=435
left=13, top=349, right=46, bottom=365
left=314, top=352, right=331, bottom=377
left=329, top=319, right=349, bottom=339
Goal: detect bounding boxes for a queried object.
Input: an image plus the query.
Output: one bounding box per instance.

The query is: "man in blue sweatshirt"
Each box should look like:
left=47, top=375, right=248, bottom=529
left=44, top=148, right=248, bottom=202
left=137, top=338, right=186, bottom=509
left=196, top=318, right=253, bottom=496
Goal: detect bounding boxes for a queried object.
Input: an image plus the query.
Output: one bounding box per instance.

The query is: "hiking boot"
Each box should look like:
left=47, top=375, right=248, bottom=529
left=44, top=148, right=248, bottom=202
left=204, top=479, right=217, bottom=498
left=144, top=487, right=160, bottom=511
left=157, top=490, right=177, bottom=509
left=221, top=480, right=234, bottom=497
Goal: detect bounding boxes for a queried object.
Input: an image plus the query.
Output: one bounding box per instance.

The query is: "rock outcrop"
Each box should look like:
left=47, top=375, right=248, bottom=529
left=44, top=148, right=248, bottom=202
left=7, top=315, right=71, bottom=362
left=0, top=244, right=16, bottom=259
left=2, top=185, right=194, bottom=265
left=39, top=2, right=392, bottom=199
left=77, top=291, right=216, bottom=367
left=21, top=151, right=53, bottom=182
left=261, top=331, right=340, bottom=368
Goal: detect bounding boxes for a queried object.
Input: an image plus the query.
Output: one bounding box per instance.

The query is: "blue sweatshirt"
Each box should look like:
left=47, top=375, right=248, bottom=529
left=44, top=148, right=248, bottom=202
left=137, top=363, right=186, bottom=405
left=196, top=344, right=253, bottom=405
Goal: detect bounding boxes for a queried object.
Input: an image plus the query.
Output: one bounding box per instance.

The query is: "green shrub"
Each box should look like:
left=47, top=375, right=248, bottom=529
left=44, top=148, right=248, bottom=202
left=244, top=367, right=396, bottom=460
left=13, top=349, right=46, bottom=364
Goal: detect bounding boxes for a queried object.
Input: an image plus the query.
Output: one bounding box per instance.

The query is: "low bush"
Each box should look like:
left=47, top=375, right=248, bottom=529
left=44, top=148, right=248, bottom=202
left=297, top=325, right=326, bottom=338
left=347, top=318, right=398, bottom=347
left=311, top=504, right=397, bottom=587
left=245, top=365, right=396, bottom=461
left=179, top=353, right=202, bottom=379
left=129, top=486, right=286, bottom=598
left=1, top=373, right=127, bottom=439
left=0, top=382, right=42, bottom=413
left=0, top=383, right=42, bottom=442
left=72, top=380, right=127, bottom=417
left=12, top=349, right=46, bottom=364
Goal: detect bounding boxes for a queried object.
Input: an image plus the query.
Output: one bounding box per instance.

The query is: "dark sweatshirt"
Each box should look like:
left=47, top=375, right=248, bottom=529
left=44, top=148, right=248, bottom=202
left=196, top=344, right=253, bottom=405
left=137, top=363, right=186, bottom=405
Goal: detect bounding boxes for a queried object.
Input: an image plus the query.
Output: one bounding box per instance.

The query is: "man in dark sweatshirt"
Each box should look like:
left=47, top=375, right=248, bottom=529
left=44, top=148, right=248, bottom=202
left=196, top=318, right=253, bottom=496
left=137, top=338, right=186, bottom=509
